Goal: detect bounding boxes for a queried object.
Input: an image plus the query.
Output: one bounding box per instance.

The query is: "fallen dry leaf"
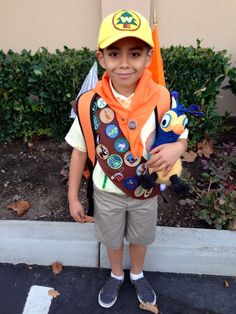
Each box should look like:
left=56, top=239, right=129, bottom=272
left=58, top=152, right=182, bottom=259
left=48, top=289, right=60, bottom=298
left=139, top=303, right=159, bottom=313
left=52, top=261, right=63, bottom=274
left=7, top=200, right=30, bottom=217
left=197, top=140, right=214, bottom=158
left=182, top=150, right=198, bottom=162
left=224, top=280, right=230, bottom=288
left=85, top=215, right=94, bottom=223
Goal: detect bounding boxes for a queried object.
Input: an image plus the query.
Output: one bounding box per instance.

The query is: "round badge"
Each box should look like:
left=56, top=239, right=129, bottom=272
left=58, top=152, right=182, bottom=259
left=96, top=97, right=107, bottom=109
left=99, top=108, right=115, bottom=124
left=124, top=177, right=139, bottom=190
left=96, top=144, right=109, bottom=160
left=114, top=137, right=130, bottom=154
left=93, top=115, right=100, bottom=130
left=91, top=101, right=97, bottom=114
left=144, top=187, right=153, bottom=198
left=128, top=120, right=137, bottom=130
left=134, top=185, right=145, bottom=197
left=107, top=154, right=123, bottom=169
left=136, top=163, right=148, bottom=176
left=105, top=124, right=120, bottom=139
left=124, top=151, right=141, bottom=167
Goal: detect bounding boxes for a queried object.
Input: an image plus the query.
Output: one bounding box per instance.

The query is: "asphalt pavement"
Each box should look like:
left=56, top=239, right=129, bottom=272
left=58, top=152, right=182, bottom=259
left=0, top=263, right=236, bottom=314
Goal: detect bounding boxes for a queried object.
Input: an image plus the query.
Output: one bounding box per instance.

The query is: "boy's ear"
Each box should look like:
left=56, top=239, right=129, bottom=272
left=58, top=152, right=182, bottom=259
left=96, top=50, right=106, bottom=69
left=145, top=48, right=154, bottom=68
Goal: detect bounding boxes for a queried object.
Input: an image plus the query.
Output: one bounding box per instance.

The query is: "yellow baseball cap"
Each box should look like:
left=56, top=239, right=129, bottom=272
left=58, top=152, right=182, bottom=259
left=97, top=9, right=154, bottom=49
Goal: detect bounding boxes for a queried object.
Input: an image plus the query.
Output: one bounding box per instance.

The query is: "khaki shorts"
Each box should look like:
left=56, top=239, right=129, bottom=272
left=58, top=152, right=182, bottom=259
left=93, top=185, right=158, bottom=249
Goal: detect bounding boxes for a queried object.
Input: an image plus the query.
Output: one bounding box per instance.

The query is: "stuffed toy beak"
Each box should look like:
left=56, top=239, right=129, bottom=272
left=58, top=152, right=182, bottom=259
left=172, top=123, right=185, bottom=135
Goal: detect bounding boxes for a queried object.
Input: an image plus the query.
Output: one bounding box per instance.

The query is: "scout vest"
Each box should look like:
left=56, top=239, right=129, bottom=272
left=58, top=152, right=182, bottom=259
left=73, top=86, right=171, bottom=201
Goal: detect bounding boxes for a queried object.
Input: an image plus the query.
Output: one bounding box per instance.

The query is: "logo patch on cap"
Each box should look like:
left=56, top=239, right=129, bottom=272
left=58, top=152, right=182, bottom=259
left=113, top=10, right=141, bottom=31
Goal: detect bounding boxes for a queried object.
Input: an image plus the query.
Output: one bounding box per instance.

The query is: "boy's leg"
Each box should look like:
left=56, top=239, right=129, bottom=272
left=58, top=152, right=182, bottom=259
left=127, top=196, right=158, bottom=305
left=107, top=244, right=124, bottom=276
left=129, top=243, right=146, bottom=274
left=93, top=187, right=126, bottom=308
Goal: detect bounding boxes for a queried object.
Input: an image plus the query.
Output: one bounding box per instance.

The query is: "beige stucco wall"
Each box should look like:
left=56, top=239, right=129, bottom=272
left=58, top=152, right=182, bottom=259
left=0, top=0, right=235, bottom=115
left=0, top=0, right=101, bottom=52
left=152, top=0, right=236, bottom=116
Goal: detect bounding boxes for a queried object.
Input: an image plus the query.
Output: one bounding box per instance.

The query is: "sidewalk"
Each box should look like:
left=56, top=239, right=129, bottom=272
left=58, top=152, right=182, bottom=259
left=0, top=263, right=235, bottom=314
left=1, top=221, right=236, bottom=276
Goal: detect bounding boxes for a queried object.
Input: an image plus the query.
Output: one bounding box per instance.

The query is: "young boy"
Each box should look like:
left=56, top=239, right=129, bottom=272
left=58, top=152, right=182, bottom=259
left=65, top=9, right=188, bottom=308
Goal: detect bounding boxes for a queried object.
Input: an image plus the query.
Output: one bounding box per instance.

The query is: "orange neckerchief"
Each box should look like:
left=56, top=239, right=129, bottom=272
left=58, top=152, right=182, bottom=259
left=94, top=68, right=161, bottom=158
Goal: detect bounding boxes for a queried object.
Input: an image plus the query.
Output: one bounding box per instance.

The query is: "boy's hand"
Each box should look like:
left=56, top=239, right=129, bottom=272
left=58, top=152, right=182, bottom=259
left=69, top=198, right=86, bottom=223
left=146, top=140, right=187, bottom=176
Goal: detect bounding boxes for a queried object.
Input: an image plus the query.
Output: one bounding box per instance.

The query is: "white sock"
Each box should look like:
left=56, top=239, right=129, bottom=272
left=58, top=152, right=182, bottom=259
left=111, top=271, right=124, bottom=281
left=130, top=271, right=144, bottom=281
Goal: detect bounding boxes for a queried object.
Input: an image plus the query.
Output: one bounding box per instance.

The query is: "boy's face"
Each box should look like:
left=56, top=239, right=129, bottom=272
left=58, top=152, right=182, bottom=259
left=96, top=37, right=153, bottom=96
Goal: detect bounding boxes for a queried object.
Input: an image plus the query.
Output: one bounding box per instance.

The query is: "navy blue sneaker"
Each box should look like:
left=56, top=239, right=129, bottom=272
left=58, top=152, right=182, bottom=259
left=131, top=277, right=156, bottom=305
left=98, top=276, right=124, bottom=308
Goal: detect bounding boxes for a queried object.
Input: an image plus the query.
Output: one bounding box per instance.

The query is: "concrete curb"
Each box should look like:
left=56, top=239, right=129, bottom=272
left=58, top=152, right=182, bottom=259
left=1, top=221, right=236, bottom=276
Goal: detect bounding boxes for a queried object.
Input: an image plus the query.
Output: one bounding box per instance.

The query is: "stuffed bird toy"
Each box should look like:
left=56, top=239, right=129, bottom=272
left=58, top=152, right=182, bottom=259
left=140, top=91, right=203, bottom=193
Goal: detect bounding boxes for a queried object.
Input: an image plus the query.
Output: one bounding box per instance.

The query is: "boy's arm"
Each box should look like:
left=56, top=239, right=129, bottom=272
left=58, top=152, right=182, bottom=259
left=68, top=148, right=88, bottom=222
left=146, top=139, right=188, bottom=176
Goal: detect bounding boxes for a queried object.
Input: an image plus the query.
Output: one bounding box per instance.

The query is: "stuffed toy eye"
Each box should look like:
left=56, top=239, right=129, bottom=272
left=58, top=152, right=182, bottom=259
left=183, top=117, right=188, bottom=127
left=161, top=113, right=171, bottom=128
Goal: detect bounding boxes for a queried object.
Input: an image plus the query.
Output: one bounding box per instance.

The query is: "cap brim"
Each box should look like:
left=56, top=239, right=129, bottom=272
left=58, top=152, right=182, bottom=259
left=98, top=33, right=154, bottom=49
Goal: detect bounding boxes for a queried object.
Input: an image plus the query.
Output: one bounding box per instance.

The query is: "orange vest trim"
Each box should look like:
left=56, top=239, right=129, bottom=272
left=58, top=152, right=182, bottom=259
left=77, top=90, right=96, bottom=166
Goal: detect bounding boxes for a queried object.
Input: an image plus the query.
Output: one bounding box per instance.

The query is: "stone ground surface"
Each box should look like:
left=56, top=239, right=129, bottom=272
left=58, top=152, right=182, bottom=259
left=0, top=263, right=235, bottom=314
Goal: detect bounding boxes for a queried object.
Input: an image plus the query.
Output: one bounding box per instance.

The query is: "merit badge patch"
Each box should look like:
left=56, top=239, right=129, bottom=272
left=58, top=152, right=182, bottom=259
left=124, top=151, right=141, bottom=167
left=136, top=163, right=148, bottom=176
left=111, top=168, right=124, bottom=182
left=114, top=137, right=130, bottom=154
left=124, top=176, right=139, bottom=190
left=96, top=97, right=107, bottom=109
left=105, top=124, right=120, bottom=139
left=93, top=115, right=100, bottom=130
left=113, top=10, right=141, bottom=31
left=99, top=108, right=115, bottom=124
left=91, top=101, right=97, bottom=114
left=96, top=144, right=109, bottom=160
left=134, top=185, right=153, bottom=198
left=107, top=154, right=123, bottom=169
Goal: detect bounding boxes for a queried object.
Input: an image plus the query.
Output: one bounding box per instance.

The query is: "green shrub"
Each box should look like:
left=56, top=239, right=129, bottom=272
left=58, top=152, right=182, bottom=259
left=192, top=143, right=236, bottom=230
left=0, top=42, right=235, bottom=142
left=0, top=47, right=101, bottom=141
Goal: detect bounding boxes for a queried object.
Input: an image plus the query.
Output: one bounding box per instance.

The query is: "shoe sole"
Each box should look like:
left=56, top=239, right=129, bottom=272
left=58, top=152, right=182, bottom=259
left=98, top=292, right=118, bottom=308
